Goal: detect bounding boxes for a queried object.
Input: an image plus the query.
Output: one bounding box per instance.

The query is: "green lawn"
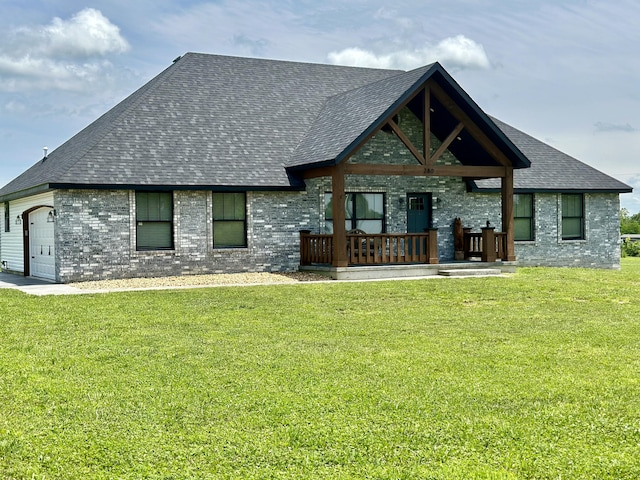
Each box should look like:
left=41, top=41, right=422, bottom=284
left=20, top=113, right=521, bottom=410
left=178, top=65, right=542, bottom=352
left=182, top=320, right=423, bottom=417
left=2, top=259, right=640, bottom=479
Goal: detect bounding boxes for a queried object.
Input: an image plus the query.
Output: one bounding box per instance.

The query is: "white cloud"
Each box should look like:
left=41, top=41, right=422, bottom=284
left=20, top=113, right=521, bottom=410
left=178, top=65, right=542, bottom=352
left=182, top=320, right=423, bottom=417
left=0, top=8, right=129, bottom=92
left=4, top=101, right=27, bottom=113
left=594, top=121, right=637, bottom=133
left=327, top=35, right=491, bottom=71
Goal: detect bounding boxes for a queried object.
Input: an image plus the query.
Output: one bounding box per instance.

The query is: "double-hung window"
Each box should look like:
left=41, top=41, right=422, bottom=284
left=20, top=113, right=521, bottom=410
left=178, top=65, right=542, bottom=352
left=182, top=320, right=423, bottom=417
left=514, top=194, right=534, bottom=241
left=324, top=192, right=385, bottom=234
left=562, top=193, right=584, bottom=240
left=213, top=192, right=246, bottom=248
left=136, top=191, right=174, bottom=250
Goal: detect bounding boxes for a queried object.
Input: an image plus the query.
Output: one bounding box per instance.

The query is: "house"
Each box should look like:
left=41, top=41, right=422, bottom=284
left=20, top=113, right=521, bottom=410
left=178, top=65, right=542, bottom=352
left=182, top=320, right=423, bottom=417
left=0, top=53, right=632, bottom=282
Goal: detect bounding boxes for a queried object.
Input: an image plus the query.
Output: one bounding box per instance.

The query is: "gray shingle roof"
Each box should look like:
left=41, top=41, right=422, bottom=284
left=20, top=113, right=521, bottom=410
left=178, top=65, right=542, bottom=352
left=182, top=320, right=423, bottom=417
left=0, top=52, right=631, bottom=200
left=472, top=118, right=632, bottom=193
left=0, top=53, right=401, bottom=197
left=288, top=65, right=431, bottom=168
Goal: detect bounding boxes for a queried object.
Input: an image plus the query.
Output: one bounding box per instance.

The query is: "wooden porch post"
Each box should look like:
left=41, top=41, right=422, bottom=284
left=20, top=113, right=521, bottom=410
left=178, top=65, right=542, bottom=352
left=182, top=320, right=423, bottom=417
left=426, top=228, right=439, bottom=264
left=332, top=164, right=348, bottom=267
left=502, top=167, right=516, bottom=261
left=481, top=227, right=497, bottom=263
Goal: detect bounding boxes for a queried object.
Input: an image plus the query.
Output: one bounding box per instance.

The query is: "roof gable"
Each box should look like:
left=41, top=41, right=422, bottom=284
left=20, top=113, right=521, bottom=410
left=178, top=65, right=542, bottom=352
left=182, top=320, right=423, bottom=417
left=287, top=62, right=531, bottom=172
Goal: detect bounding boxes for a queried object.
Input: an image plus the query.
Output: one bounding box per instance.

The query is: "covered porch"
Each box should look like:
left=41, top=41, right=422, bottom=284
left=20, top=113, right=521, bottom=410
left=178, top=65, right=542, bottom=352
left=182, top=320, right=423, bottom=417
left=300, top=226, right=512, bottom=268
left=293, top=75, right=521, bottom=274
left=290, top=64, right=529, bottom=278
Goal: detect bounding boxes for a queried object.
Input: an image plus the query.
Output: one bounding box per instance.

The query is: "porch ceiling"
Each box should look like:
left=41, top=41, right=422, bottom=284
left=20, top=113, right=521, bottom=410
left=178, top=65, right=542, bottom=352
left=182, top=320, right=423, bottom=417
left=406, top=90, right=506, bottom=168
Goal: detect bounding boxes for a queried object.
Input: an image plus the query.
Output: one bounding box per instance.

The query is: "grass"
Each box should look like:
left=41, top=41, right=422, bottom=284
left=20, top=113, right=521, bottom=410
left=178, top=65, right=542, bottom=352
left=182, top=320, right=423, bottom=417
left=1, top=259, right=640, bottom=479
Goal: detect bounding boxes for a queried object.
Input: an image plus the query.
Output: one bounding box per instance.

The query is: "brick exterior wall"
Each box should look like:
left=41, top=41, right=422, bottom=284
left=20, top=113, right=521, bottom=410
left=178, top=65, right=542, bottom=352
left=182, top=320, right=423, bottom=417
left=54, top=189, right=317, bottom=282
left=51, top=108, right=622, bottom=282
left=514, top=193, right=621, bottom=268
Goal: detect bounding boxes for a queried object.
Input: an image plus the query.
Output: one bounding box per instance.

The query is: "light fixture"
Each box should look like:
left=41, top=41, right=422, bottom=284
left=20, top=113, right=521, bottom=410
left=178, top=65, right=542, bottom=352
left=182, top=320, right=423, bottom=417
left=47, top=209, right=57, bottom=223
left=15, top=214, right=21, bottom=225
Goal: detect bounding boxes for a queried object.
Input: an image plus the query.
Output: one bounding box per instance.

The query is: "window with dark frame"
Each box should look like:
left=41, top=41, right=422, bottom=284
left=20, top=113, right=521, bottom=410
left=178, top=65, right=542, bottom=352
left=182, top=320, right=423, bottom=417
left=514, top=194, right=534, bottom=241
left=4, top=202, right=9, bottom=233
left=135, top=191, right=174, bottom=250
left=562, top=193, right=584, bottom=240
left=324, top=192, right=385, bottom=234
left=212, top=192, right=246, bottom=248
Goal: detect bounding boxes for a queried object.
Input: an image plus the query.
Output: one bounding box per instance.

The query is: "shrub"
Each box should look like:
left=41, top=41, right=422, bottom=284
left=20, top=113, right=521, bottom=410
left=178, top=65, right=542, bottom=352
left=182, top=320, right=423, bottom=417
left=621, top=238, right=640, bottom=257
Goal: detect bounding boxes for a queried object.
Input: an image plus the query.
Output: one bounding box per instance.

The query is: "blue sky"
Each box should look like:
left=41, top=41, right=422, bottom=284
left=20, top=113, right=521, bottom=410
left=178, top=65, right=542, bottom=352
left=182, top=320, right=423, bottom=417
left=1, top=0, right=639, bottom=210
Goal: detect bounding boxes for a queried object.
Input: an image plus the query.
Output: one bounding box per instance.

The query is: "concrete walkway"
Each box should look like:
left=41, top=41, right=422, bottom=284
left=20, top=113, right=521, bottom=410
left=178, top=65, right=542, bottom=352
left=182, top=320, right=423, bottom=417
left=0, top=272, right=89, bottom=296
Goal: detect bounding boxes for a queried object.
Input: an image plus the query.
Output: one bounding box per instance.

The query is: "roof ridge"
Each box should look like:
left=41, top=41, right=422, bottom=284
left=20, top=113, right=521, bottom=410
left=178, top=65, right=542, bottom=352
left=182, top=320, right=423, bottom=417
left=186, top=51, right=407, bottom=74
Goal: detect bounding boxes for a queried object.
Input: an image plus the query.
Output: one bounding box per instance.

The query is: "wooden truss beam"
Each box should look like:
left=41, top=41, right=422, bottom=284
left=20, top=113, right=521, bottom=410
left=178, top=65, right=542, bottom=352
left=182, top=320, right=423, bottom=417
left=428, top=81, right=511, bottom=167
left=344, top=163, right=507, bottom=178
left=430, top=121, right=464, bottom=166
left=387, top=117, right=426, bottom=165
left=424, top=85, right=431, bottom=164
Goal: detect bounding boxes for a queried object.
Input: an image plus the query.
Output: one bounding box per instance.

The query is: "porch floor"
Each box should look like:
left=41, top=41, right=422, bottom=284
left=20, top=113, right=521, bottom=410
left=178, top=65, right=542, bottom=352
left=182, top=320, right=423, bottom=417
left=299, top=261, right=516, bottom=281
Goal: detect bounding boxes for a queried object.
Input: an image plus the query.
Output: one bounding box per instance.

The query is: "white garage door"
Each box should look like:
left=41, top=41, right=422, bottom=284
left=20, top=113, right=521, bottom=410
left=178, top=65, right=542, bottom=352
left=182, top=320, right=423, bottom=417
left=29, top=208, right=56, bottom=280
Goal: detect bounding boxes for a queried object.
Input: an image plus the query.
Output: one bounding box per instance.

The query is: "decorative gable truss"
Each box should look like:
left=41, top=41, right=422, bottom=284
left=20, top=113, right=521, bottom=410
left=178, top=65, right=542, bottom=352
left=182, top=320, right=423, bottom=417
left=342, top=80, right=514, bottom=179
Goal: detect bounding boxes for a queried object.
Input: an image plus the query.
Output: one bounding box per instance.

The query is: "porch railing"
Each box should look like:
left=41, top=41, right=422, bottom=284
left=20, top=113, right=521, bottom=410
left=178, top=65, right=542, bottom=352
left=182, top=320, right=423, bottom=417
left=300, top=233, right=333, bottom=265
left=463, top=229, right=508, bottom=262
left=300, top=231, right=438, bottom=266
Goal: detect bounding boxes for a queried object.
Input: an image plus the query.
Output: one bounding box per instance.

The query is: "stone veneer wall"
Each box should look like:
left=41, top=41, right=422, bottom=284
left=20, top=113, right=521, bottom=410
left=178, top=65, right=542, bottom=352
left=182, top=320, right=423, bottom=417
left=514, top=192, right=621, bottom=269
left=54, top=188, right=319, bottom=282
left=54, top=187, right=621, bottom=282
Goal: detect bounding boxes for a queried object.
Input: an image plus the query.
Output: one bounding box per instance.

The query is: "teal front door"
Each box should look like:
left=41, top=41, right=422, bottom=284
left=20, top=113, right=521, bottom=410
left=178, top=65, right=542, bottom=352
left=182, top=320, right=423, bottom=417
left=406, top=193, right=432, bottom=256
left=407, top=193, right=432, bottom=233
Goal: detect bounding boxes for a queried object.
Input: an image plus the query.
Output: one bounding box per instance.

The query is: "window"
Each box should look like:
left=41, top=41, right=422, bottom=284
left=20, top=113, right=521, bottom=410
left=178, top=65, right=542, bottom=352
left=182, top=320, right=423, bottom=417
left=324, top=193, right=385, bottom=234
left=4, top=202, right=9, bottom=233
left=213, top=192, right=246, bottom=247
left=136, top=191, right=173, bottom=250
left=514, top=194, right=534, bottom=241
left=562, top=193, right=584, bottom=240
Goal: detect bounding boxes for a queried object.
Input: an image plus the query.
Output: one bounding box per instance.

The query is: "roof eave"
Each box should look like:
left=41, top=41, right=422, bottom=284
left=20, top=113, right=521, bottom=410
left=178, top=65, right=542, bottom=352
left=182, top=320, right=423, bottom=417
left=468, top=182, right=633, bottom=194
left=47, top=183, right=306, bottom=192
left=0, top=183, right=53, bottom=203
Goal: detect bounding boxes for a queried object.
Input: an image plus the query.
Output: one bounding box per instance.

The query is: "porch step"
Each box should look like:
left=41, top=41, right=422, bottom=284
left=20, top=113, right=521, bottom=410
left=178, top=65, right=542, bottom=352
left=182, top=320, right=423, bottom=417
left=438, top=268, right=502, bottom=277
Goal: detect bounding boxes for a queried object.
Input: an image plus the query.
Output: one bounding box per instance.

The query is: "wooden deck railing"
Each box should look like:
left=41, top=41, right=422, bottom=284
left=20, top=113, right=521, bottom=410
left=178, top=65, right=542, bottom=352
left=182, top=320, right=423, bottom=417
left=299, top=233, right=333, bottom=265
left=463, top=229, right=508, bottom=262
left=300, top=230, right=438, bottom=266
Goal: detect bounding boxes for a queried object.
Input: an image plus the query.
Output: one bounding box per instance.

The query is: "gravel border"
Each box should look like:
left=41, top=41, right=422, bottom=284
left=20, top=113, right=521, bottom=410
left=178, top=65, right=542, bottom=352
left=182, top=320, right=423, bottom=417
left=71, top=271, right=330, bottom=291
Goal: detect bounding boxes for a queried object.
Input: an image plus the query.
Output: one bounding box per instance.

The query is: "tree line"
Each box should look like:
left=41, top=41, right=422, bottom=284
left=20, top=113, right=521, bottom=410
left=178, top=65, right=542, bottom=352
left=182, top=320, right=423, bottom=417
left=621, top=209, right=640, bottom=257
left=621, top=208, right=640, bottom=234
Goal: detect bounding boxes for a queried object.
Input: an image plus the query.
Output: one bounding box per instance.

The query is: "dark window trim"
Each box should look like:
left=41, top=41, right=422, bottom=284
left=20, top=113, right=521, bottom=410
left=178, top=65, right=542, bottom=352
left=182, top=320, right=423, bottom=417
left=324, top=191, right=386, bottom=233
left=514, top=193, right=534, bottom=242
left=4, top=201, right=9, bottom=233
left=135, top=191, right=174, bottom=251
left=561, top=193, right=585, bottom=241
left=212, top=192, right=247, bottom=248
